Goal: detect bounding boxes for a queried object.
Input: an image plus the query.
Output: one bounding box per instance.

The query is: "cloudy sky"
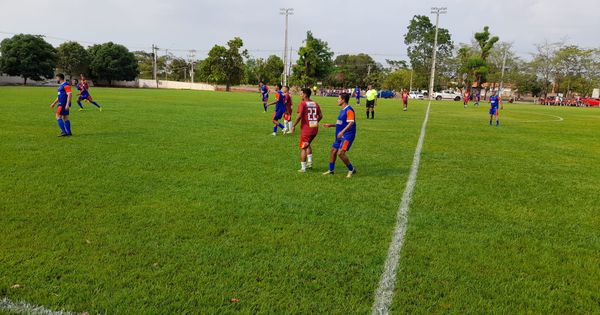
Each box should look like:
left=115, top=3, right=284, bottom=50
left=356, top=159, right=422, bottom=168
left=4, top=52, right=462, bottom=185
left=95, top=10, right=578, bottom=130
left=1, top=0, right=598, bottom=63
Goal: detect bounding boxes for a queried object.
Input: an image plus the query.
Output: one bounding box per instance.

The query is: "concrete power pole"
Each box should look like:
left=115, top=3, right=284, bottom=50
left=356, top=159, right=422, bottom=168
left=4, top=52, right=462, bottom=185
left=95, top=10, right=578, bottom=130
left=189, top=50, right=196, bottom=84
left=280, top=8, right=294, bottom=86
left=152, top=44, right=158, bottom=88
left=499, top=48, right=508, bottom=97
left=428, top=7, right=447, bottom=100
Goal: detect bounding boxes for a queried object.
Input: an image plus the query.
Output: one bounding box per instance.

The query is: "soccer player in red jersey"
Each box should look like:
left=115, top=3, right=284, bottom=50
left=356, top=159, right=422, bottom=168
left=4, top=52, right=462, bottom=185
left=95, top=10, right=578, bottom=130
left=292, top=88, right=323, bottom=173
left=283, top=85, right=293, bottom=133
left=402, top=89, right=409, bottom=111
left=76, top=74, right=102, bottom=111
left=464, top=90, right=470, bottom=108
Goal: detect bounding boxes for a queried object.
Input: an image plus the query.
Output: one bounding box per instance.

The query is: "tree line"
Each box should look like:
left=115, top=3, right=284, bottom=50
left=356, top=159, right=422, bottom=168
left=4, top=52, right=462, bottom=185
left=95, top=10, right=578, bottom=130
left=0, top=34, right=138, bottom=85
left=1, top=17, right=599, bottom=96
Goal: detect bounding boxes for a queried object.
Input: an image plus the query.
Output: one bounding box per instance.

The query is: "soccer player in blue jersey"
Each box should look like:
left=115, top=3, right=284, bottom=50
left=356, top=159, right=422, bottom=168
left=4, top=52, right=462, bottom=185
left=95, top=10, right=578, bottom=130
left=49, top=73, right=73, bottom=137
left=353, top=86, right=362, bottom=105
left=76, top=74, right=102, bottom=111
left=322, top=92, right=357, bottom=178
left=489, top=90, right=502, bottom=126
left=259, top=81, right=270, bottom=112
left=266, top=84, right=287, bottom=136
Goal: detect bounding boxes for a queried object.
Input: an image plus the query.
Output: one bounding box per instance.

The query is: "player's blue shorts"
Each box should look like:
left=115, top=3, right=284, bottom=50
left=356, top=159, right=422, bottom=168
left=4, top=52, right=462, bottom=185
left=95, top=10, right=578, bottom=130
left=56, top=104, right=70, bottom=116
left=490, top=107, right=499, bottom=115
left=262, top=94, right=269, bottom=102
left=273, top=110, right=285, bottom=121
left=332, top=135, right=355, bottom=152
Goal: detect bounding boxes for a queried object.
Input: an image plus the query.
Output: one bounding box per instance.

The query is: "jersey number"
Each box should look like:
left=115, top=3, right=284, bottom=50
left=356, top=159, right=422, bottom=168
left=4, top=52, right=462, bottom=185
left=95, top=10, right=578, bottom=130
left=307, top=107, right=318, bottom=127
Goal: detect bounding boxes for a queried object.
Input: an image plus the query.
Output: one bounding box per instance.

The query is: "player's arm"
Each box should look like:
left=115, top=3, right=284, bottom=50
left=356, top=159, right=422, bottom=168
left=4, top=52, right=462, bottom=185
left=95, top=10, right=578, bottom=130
left=65, top=86, right=72, bottom=110
left=50, top=98, right=58, bottom=108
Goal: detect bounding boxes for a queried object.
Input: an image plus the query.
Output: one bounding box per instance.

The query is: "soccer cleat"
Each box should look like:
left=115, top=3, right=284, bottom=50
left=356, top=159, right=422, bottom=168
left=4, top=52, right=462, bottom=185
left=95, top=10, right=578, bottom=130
left=99, top=107, right=103, bottom=112
left=306, top=162, right=312, bottom=169
left=298, top=168, right=306, bottom=173
left=271, top=132, right=277, bottom=136
left=403, top=108, right=407, bottom=111
left=79, top=108, right=83, bottom=111
left=347, top=169, right=357, bottom=178
left=322, top=170, right=334, bottom=176
left=282, top=128, right=288, bottom=135
left=58, top=133, right=68, bottom=137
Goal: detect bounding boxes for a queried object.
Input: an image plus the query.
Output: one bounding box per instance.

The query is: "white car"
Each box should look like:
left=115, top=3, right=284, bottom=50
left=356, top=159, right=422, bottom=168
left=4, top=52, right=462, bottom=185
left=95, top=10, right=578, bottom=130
left=433, top=90, right=462, bottom=101
left=409, top=91, right=425, bottom=99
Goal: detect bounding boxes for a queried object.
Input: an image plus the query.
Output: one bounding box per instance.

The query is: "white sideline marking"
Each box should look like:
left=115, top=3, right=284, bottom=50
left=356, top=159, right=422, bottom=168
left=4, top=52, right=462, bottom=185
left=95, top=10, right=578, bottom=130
left=371, top=101, right=431, bottom=315
left=0, top=298, right=77, bottom=315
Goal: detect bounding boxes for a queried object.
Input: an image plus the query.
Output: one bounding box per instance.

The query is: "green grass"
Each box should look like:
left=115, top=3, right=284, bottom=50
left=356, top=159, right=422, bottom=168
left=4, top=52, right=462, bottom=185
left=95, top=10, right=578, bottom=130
left=0, top=87, right=598, bottom=314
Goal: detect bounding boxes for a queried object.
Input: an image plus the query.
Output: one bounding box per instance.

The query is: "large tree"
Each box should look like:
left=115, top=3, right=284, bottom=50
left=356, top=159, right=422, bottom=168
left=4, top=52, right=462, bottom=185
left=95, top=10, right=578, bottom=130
left=244, top=55, right=284, bottom=85
left=198, top=37, right=247, bottom=91
left=552, top=45, right=600, bottom=96
left=292, top=31, right=334, bottom=87
left=529, top=40, right=562, bottom=97
left=56, top=41, right=90, bottom=79
left=0, top=34, right=57, bottom=85
left=404, top=15, right=453, bottom=89
left=328, top=54, right=380, bottom=88
left=88, top=42, right=138, bottom=85
left=471, top=26, right=499, bottom=89
left=169, top=57, right=191, bottom=82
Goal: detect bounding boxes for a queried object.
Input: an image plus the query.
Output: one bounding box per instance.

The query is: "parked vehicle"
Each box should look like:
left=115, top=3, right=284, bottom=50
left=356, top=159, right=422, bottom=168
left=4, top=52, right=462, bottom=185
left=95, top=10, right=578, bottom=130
left=580, top=98, right=600, bottom=107
left=378, top=90, right=395, bottom=99
left=409, top=91, right=425, bottom=99
left=432, top=90, right=462, bottom=101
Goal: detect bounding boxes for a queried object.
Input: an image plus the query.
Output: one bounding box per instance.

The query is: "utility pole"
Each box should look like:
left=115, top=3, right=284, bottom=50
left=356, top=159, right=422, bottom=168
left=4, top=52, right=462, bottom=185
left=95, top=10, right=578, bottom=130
left=164, top=49, right=169, bottom=81
left=189, top=50, right=196, bottom=84
left=428, top=7, right=447, bottom=100
left=409, top=68, right=414, bottom=92
left=288, top=46, right=293, bottom=79
left=152, top=44, right=158, bottom=88
left=367, top=64, right=372, bottom=77
left=499, top=48, right=508, bottom=97
left=280, top=8, right=294, bottom=86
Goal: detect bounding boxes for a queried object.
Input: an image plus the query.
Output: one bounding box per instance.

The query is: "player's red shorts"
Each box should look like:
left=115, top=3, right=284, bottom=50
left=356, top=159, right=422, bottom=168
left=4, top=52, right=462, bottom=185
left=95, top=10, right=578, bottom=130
left=283, top=112, right=291, bottom=121
left=300, top=134, right=316, bottom=149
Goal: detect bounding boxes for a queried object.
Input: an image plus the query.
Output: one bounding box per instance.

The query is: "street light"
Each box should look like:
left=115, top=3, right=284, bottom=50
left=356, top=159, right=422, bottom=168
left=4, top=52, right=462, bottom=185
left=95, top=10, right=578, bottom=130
left=280, top=8, right=294, bottom=86
left=428, top=7, right=447, bottom=100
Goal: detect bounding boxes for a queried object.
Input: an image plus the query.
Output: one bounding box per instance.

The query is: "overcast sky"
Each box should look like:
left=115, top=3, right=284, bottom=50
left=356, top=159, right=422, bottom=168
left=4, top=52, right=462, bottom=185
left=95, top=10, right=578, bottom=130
left=1, top=0, right=598, bottom=63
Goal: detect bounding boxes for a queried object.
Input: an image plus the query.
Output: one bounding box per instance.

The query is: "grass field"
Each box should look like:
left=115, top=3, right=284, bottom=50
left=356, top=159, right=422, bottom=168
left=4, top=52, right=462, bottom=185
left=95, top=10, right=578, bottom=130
left=0, top=86, right=598, bottom=314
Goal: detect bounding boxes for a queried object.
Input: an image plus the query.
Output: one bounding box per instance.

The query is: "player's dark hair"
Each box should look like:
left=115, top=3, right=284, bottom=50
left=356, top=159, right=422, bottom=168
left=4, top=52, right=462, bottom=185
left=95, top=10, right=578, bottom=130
left=340, top=92, right=350, bottom=104
left=276, top=83, right=283, bottom=89
left=56, top=73, right=65, bottom=80
left=284, top=85, right=289, bottom=90
left=302, top=88, right=312, bottom=98
left=259, top=81, right=264, bottom=84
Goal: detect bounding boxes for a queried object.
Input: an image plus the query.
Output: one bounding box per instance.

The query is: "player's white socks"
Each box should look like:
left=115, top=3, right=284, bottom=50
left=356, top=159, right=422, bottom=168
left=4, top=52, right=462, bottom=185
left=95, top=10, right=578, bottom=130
left=300, top=162, right=307, bottom=171
left=307, top=155, right=313, bottom=163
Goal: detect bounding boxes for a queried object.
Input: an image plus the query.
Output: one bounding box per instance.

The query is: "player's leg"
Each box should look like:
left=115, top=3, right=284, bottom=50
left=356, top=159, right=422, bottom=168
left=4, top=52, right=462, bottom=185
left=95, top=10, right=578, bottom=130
left=55, top=108, right=68, bottom=136
left=337, top=140, right=356, bottom=177
left=489, top=114, right=494, bottom=126
left=495, top=112, right=500, bottom=126
left=323, top=146, right=338, bottom=175
left=62, top=115, right=72, bottom=136
left=88, top=96, right=101, bottom=109
left=77, top=96, right=85, bottom=110
left=306, top=146, right=313, bottom=169
left=299, top=146, right=308, bottom=172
